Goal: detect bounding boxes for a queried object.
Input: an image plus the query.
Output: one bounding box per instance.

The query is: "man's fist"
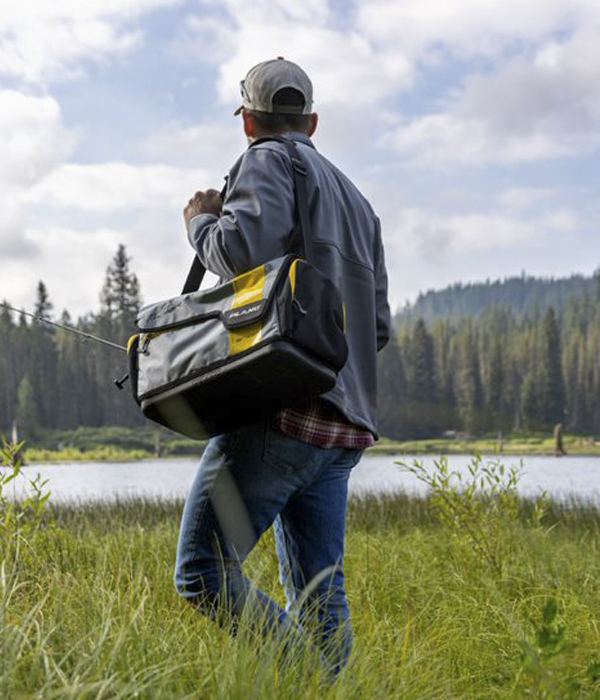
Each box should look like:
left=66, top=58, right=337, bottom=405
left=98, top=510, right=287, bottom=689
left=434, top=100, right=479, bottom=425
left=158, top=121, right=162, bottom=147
left=184, top=189, right=223, bottom=227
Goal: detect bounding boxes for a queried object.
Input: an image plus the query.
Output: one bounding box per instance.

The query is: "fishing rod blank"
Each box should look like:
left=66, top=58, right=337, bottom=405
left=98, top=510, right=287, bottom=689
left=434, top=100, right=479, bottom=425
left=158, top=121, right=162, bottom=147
left=0, top=302, right=127, bottom=353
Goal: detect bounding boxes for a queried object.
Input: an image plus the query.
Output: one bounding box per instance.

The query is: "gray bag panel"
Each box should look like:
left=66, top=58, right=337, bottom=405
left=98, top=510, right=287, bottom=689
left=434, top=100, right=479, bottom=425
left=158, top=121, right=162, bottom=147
left=136, top=256, right=290, bottom=332
left=136, top=309, right=283, bottom=400
left=135, top=257, right=291, bottom=400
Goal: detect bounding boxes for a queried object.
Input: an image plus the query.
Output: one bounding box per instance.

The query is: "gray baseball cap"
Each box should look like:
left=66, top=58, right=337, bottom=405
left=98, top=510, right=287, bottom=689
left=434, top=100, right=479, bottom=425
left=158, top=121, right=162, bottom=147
left=234, top=57, right=313, bottom=116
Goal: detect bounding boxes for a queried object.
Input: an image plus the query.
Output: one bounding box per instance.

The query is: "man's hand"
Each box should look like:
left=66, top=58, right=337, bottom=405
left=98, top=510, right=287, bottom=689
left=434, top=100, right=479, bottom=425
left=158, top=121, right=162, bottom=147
left=184, top=189, right=223, bottom=227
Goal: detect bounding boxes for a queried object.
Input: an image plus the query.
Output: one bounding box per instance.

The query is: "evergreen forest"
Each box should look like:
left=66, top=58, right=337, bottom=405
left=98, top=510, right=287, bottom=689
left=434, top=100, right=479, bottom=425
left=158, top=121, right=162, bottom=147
left=1, top=246, right=599, bottom=441
left=0, top=245, right=144, bottom=439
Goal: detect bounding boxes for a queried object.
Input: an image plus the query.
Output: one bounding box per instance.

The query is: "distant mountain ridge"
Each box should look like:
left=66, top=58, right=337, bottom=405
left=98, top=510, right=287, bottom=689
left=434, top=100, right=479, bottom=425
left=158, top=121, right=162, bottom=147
left=395, top=270, right=599, bottom=329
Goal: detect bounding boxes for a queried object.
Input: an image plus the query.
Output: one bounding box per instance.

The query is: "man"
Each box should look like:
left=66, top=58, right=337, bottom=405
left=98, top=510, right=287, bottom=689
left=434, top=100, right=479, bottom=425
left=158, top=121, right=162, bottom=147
left=174, top=57, right=390, bottom=673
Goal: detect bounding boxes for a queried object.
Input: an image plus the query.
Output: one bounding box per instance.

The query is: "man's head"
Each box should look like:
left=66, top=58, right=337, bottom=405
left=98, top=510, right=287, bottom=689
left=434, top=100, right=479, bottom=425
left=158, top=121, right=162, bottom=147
left=235, top=57, right=318, bottom=141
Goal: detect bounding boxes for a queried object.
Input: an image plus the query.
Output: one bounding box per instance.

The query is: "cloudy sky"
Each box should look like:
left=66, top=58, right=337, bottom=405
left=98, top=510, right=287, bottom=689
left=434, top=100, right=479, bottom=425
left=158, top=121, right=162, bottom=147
left=1, top=0, right=599, bottom=318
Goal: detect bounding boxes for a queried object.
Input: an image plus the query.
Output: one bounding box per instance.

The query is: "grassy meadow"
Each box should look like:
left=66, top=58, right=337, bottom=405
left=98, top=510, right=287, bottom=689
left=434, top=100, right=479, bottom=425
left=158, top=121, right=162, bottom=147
left=2, top=446, right=600, bottom=699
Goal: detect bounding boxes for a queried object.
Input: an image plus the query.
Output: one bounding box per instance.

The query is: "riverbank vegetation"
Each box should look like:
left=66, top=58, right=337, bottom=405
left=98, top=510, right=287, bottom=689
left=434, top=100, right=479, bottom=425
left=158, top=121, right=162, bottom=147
left=372, top=432, right=600, bottom=456
left=3, top=443, right=600, bottom=698
left=10, top=425, right=600, bottom=463
left=17, top=426, right=203, bottom=463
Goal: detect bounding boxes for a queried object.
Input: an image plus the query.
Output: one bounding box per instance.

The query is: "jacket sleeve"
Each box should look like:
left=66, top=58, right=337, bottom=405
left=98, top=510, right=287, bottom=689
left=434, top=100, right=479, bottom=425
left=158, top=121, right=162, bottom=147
left=186, top=146, right=296, bottom=277
left=373, top=218, right=391, bottom=351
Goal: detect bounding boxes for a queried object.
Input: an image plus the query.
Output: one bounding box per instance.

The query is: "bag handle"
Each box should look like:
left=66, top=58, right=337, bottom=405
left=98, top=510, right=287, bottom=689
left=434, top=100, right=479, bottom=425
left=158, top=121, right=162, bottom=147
left=181, top=137, right=311, bottom=295
left=180, top=178, right=227, bottom=294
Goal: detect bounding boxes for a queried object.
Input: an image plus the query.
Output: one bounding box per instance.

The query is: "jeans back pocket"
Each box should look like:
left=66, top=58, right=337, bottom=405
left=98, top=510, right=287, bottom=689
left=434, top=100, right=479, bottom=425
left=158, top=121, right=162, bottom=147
left=263, top=424, right=321, bottom=476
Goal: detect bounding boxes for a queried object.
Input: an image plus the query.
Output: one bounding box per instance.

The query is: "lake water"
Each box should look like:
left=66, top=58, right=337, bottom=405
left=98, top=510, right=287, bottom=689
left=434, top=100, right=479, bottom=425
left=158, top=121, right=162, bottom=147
left=4, top=453, right=600, bottom=504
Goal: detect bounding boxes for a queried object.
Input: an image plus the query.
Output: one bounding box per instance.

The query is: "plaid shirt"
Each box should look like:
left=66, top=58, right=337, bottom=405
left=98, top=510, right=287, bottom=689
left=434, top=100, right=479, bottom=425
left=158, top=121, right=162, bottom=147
left=276, top=400, right=375, bottom=450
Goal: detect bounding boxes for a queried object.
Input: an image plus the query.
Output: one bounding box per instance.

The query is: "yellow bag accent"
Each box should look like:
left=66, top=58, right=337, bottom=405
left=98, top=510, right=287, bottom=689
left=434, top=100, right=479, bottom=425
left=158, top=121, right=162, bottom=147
left=127, top=334, right=139, bottom=354
left=231, top=265, right=266, bottom=308
left=229, top=264, right=266, bottom=355
left=289, top=259, right=300, bottom=296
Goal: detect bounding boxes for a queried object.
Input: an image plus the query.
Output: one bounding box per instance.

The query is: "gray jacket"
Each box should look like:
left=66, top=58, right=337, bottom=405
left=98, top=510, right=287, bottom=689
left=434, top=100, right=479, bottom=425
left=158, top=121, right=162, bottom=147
left=187, top=132, right=391, bottom=437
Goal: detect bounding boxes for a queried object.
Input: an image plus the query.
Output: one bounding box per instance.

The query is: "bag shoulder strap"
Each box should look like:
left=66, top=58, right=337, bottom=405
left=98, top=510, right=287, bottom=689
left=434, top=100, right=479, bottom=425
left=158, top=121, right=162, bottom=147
left=182, top=136, right=312, bottom=294
left=269, top=137, right=314, bottom=263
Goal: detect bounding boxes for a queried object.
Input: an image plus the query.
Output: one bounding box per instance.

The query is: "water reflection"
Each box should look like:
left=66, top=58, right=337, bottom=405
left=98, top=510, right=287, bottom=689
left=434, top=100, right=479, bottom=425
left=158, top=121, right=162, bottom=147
left=5, top=454, right=600, bottom=503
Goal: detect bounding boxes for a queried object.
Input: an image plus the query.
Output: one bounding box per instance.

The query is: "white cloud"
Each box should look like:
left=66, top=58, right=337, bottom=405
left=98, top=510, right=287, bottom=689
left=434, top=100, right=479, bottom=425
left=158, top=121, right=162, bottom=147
left=385, top=22, right=600, bottom=165
left=5, top=214, right=196, bottom=317
left=543, top=209, right=578, bottom=233
left=219, top=33, right=411, bottom=109
left=0, top=89, right=76, bottom=270
left=0, top=0, right=185, bottom=83
left=172, top=15, right=236, bottom=65
left=178, top=1, right=413, bottom=111
left=0, top=90, right=75, bottom=186
left=391, top=208, right=540, bottom=259
left=357, top=0, right=600, bottom=57
left=211, top=0, right=332, bottom=26
left=142, top=121, right=244, bottom=176
left=180, top=0, right=600, bottom=170
left=28, top=162, right=208, bottom=212
left=2, top=0, right=598, bottom=318
left=387, top=113, right=573, bottom=165
left=498, top=187, right=555, bottom=209
left=0, top=21, right=142, bottom=83
left=461, top=28, right=600, bottom=135
left=0, top=192, right=39, bottom=260
left=7, top=159, right=218, bottom=315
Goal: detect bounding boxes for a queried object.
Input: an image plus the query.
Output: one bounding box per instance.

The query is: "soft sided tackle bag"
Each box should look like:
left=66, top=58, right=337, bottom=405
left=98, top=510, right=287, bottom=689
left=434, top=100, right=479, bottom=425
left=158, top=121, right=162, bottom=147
left=126, top=139, right=348, bottom=439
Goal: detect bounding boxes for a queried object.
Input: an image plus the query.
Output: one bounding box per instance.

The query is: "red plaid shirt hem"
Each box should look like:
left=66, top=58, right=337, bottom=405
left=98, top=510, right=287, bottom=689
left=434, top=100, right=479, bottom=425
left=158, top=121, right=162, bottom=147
left=275, top=400, right=375, bottom=450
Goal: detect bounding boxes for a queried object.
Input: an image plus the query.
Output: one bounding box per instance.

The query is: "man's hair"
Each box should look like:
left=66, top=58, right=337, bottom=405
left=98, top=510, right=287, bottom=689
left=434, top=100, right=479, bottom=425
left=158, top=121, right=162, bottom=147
left=247, top=88, right=312, bottom=134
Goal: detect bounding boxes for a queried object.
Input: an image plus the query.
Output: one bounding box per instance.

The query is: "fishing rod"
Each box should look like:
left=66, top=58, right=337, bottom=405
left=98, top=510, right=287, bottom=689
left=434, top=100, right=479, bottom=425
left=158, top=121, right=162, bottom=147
left=0, top=302, right=127, bottom=353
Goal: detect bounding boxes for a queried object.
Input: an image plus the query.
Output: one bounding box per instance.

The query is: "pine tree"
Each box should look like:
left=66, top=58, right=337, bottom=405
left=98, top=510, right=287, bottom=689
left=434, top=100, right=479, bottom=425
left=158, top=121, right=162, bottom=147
left=34, top=281, right=53, bottom=320
left=30, top=282, right=58, bottom=429
left=406, top=318, right=439, bottom=437
left=539, top=307, right=566, bottom=427
left=16, top=374, right=38, bottom=439
left=457, top=323, right=484, bottom=434
left=562, top=330, right=586, bottom=431
left=409, top=318, right=436, bottom=402
left=521, top=370, right=541, bottom=431
left=486, top=336, right=504, bottom=429
left=377, top=334, right=408, bottom=439
left=96, top=245, right=143, bottom=427
left=100, top=244, right=142, bottom=340
left=0, top=304, right=17, bottom=433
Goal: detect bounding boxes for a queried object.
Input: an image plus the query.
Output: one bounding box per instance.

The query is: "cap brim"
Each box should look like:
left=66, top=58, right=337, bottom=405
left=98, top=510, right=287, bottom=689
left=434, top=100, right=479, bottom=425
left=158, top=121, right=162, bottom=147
left=233, top=104, right=244, bottom=116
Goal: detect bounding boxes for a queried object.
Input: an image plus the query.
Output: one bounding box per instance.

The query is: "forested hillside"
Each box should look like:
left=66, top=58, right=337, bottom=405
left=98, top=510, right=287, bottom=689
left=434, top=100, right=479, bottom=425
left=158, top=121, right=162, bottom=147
left=2, top=249, right=599, bottom=442
left=379, top=271, right=600, bottom=439
left=395, top=272, right=598, bottom=329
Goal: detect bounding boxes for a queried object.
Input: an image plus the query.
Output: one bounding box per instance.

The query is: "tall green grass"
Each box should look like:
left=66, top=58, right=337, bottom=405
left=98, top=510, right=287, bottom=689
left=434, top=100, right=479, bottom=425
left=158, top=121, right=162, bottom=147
left=3, top=446, right=600, bottom=698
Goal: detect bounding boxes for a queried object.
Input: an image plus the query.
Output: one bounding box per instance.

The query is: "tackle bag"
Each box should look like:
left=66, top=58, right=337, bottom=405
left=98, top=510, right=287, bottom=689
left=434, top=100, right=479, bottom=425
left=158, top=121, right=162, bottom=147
left=126, top=139, right=348, bottom=439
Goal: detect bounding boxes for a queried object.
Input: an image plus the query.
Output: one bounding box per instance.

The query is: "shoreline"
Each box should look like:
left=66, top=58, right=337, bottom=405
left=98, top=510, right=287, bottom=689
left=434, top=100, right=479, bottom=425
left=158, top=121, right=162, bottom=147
left=13, top=438, right=600, bottom=465
left=6, top=426, right=599, bottom=464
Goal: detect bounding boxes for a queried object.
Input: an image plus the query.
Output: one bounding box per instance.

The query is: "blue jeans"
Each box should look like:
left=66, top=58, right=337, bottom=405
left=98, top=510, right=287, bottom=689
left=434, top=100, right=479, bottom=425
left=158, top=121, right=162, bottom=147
left=174, top=418, right=362, bottom=672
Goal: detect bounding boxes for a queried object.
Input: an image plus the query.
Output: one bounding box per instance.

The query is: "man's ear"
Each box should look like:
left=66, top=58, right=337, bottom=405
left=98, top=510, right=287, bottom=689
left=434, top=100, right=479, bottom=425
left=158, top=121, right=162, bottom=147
left=242, top=109, right=256, bottom=140
left=308, top=113, right=318, bottom=137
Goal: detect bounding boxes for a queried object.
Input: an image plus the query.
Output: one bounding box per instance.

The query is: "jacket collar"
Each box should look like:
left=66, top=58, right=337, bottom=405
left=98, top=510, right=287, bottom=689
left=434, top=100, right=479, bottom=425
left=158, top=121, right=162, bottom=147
left=282, top=132, right=316, bottom=149
left=249, top=132, right=316, bottom=151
